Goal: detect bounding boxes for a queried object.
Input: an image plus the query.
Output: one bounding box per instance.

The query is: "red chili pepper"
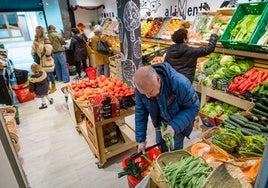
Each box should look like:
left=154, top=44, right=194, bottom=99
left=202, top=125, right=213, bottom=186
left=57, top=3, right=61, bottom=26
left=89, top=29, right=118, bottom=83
left=237, top=80, right=250, bottom=91
left=261, top=72, right=268, bottom=81
left=228, top=83, right=239, bottom=91
left=239, top=81, right=252, bottom=94
left=234, top=76, right=243, bottom=84
left=244, top=67, right=256, bottom=78
left=250, top=71, right=260, bottom=82
left=256, top=72, right=265, bottom=84
left=248, top=83, right=256, bottom=91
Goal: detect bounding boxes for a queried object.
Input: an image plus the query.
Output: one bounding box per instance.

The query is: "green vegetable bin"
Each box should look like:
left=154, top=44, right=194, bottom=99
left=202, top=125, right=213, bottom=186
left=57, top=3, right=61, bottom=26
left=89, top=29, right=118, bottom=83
left=219, top=2, right=268, bottom=51
left=249, top=4, right=268, bottom=53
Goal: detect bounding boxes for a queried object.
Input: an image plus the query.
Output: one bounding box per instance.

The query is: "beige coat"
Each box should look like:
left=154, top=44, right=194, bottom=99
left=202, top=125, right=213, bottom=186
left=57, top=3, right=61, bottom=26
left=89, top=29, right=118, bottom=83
left=90, top=35, right=112, bottom=66
left=38, top=44, right=55, bottom=72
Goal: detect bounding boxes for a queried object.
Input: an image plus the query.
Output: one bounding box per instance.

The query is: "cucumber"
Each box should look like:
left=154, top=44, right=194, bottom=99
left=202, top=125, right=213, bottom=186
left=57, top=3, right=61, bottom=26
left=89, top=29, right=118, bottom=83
left=223, top=124, right=237, bottom=130
left=241, top=128, right=255, bottom=136
left=260, top=97, right=268, bottom=105
left=224, top=119, right=242, bottom=128
left=252, top=107, right=268, bottom=118
left=255, top=102, right=268, bottom=113
left=229, top=115, right=247, bottom=126
left=244, top=123, right=261, bottom=132
left=247, top=121, right=266, bottom=129
left=231, top=114, right=249, bottom=123
left=259, top=132, right=268, bottom=138
left=241, top=128, right=259, bottom=136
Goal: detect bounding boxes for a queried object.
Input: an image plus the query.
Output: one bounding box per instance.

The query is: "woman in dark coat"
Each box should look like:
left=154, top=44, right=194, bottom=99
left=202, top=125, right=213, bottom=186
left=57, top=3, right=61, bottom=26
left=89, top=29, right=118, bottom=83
left=164, top=25, right=219, bottom=83
left=69, top=28, right=88, bottom=78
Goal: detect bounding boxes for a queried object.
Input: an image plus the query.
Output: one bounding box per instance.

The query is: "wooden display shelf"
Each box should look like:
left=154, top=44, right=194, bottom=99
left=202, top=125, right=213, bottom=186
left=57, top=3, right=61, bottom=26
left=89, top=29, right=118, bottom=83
left=192, top=82, right=254, bottom=111
left=73, top=100, right=136, bottom=167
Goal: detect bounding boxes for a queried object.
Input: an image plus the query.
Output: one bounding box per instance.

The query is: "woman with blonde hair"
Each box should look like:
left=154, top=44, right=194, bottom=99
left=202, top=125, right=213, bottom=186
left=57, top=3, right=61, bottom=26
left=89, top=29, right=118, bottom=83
left=90, top=25, right=112, bottom=77
left=31, top=26, right=46, bottom=64
left=38, top=38, right=56, bottom=93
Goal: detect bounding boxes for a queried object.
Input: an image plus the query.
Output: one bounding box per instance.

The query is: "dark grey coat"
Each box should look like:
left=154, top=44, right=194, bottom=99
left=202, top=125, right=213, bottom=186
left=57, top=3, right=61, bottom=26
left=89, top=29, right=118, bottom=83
left=69, top=34, right=87, bottom=62
left=164, top=33, right=218, bottom=83
left=29, top=70, right=49, bottom=97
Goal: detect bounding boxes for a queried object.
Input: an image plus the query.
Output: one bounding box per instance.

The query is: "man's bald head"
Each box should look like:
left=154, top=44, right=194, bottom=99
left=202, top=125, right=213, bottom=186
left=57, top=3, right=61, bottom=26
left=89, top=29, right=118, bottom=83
left=134, top=66, right=160, bottom=98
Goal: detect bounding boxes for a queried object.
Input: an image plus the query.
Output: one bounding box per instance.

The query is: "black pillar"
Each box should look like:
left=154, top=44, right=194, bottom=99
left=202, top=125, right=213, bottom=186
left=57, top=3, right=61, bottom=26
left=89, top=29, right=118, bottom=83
left=116, top=0, right=142, bottom=88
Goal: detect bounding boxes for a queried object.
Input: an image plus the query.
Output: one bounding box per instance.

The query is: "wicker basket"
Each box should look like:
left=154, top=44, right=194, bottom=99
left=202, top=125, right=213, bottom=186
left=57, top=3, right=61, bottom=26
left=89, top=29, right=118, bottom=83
left=202, top=163, right=253, bottom=188
left=6, top=120, right=17, bottom=133
left=0, top=106, right=16, bottom=117
left=201, top=127, right=237, bottom=160
left=9, top=132, right=20, bottom=152
left=153, top=150, right=192, bottom=188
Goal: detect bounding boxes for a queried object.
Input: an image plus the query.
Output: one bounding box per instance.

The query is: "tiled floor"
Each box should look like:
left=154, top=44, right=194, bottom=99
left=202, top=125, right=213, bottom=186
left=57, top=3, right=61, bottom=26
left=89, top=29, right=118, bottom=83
left=5, top=41, right=202, bottom=188
left=16, top=81, right=202, bottom=188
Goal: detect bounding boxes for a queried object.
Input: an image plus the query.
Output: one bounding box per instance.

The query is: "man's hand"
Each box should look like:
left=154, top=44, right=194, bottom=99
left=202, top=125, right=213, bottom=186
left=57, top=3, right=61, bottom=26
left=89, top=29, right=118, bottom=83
left=137, top=141, right=147, bottom=154
left=213, top=25, right=220, bottom=35
left=161, top=125, right=175, bottom=139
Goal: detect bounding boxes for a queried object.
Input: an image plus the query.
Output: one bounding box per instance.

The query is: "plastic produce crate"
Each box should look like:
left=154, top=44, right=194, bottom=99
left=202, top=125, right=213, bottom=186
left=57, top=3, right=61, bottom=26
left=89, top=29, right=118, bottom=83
left=121, top=147, right=161, bottom=188
left=219, top=2, right=268, bottom=51
left=198, top=112, right=217, bottom=128
left=249, top=4, right=268, bottom=53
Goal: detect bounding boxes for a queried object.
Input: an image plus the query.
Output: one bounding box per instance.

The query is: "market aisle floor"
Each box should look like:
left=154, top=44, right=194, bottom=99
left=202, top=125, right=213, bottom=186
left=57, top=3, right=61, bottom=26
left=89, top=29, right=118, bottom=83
left=16, top=82, right=202, bottom=188
left=3, top=41, right=203, bottom=188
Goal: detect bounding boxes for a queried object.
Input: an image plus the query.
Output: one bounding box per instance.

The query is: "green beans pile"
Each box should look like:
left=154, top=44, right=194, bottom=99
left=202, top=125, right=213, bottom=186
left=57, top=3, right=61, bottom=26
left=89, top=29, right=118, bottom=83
left=162, top=156, right=211, bottom=188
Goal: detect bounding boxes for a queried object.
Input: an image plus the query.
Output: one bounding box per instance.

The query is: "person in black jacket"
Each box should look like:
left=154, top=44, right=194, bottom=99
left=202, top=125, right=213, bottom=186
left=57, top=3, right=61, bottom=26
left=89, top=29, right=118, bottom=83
left=29, top=63, right=53, bottom=109
left=164, top=25, right=219, bottom=83
left=69, top=28, right=88, bottom=78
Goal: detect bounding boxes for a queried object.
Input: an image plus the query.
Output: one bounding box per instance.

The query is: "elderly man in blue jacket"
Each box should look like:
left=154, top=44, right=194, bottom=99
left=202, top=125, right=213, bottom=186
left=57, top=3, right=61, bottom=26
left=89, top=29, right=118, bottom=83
left=133, top=62, right=200, bottom=153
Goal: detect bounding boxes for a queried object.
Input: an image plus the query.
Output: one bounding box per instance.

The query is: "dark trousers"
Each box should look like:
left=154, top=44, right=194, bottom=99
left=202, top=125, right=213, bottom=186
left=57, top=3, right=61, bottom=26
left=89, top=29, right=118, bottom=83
left=75, top=60, right=87, bottom=76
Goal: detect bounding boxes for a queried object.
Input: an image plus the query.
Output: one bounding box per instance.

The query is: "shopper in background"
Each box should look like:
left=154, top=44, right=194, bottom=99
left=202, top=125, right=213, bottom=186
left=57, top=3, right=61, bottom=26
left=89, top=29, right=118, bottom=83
left=134, top=63, right=200, bottom=153
left=47, top=25, right=70, bottom=83
left=38, top=38, right=56, bottom=93
left=31, top=26, right=46, bottom=65
left=164, top=25, right=219, bottom=83
left=29, top=63, right=53, bottom=109
left=69, top=28, right=88, bottom=78
left=90, top=25, right=112, bottom=77
left=77, top=22, right=89, bottom=42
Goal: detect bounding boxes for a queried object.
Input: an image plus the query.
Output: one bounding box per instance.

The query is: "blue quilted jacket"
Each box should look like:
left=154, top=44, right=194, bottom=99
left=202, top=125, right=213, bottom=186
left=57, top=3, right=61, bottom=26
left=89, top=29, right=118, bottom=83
left=135, top=62, right=200, bottom=143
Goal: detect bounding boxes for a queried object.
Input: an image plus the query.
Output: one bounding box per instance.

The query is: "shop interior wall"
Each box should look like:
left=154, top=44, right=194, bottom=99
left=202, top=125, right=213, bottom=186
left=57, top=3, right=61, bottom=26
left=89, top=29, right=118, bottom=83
left=98, top=0, right=255, bottom=22
left=43, top=0, right=64, bottom=34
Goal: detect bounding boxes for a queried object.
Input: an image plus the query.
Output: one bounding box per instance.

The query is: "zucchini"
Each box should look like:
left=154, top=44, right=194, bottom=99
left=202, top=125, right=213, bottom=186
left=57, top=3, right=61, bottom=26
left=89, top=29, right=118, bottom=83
left=229, top=115, right=247, bottom=126
left=260, top=97, right=268, bottom=105
left=255, top=102, right=268, bottom=113
left=252, top=107, right=268, bottom=118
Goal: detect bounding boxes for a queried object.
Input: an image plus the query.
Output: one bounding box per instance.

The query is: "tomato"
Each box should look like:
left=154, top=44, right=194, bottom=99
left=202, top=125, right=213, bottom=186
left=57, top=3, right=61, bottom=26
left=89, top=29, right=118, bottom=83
left=115, top=80, right=123, bottom=87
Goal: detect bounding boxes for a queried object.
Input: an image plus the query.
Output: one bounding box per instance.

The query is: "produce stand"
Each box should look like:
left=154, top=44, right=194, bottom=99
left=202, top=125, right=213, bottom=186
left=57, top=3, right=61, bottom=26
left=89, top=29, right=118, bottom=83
left=72, top=98, right=137, bottom=168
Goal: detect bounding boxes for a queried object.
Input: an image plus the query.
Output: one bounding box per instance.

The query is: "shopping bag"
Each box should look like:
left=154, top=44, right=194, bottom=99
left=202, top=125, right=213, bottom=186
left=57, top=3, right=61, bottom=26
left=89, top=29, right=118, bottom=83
left=33, top=53, right=40, bottom=64
left=97, top=39, right=110, bottom=55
